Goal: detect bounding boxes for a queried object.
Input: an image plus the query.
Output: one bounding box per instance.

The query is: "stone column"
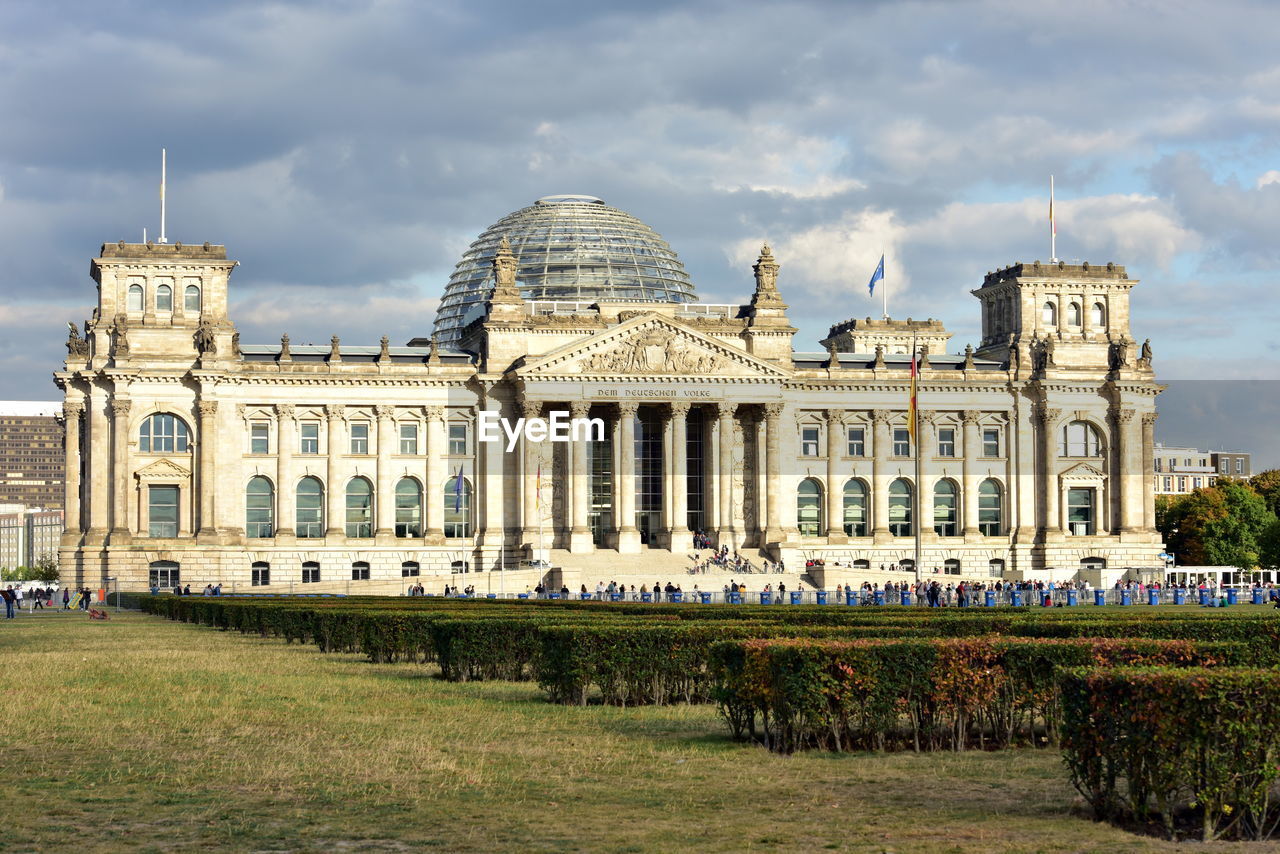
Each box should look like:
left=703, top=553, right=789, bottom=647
left=961, top=410, right=981, bottom=537
left=1037, top=406, right=1061, bottom=535
left=275, top=404, right=295, bottom=537
left=325, top=404, right=345, bottom=537
left=1012, top=397, right=1037, bottom=541
left=615, top=402, right=639, bottom=553
left=85, top=387, right=110, bottom=542
left=763, top=403, right=784, bottom=545
left=716, top=403, right=736, bottom=546
left=62, top=400, right=84, bottom=541
left=425, top=407, right=445, bottom=543
left=196, top=400, right=218, bottom=538
left=568, top=401, right=593, bottom=553
left=374, top=405, right=395, bottom=541
left=1142, top=412, right=1158, bottom=532
left=110, top=398, right=132, bottom=540
left=520, top=400, right=541, bottom=545
left=825, top=409, right=845, bottom=542
left=1114, top=408, right=1140, bottom=533
left=871, top=409, right=892, bottom=542
left=667, top=402, right=690, bottom=548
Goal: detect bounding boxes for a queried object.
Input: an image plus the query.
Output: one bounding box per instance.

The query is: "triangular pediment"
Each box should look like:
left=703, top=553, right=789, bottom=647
left=134, top=458, right=191, bottom=480
left=515, top=314, right=790, bottom=381
left=1059, top=461, right=1107, bottom=481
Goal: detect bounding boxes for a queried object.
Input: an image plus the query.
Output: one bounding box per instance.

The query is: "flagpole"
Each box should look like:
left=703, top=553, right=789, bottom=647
left=159, top=148, right=168, bottom=245
left=912, top=331, right=922, bottom=585
left=1050, top=175, right=1056, bottom=263
left=882, top=251, right=888, bottom=320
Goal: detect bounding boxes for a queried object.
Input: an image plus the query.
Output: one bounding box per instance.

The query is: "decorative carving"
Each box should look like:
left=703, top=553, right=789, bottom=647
left=1138, top=338, right=1153, bottom=369
left=236, top=403, right=247, bottom=418
left=1108, top=338, right=1132, bottom=371
left=328, top=335, right=341, bottom=362
left=278, top=333, right=292, bottom=362
left=276, top=404, right=295, bottom=420
left=325, top=404, right=345, bottom=421
left=963, top=344, right=975, bottom=370
left=66, top=322, right=89, bottom=358
left=111, top=314, right=131, bottom=359
left=763, top=402, right=784, bottom=420
left=63, top=401, right=85, bottom=418
left=490, top=236, right=523, bottom=303
left=669, top=401, right=691, bottom=418
left=194, top=319, right=217, bottom=355
left=1141, top=412, right=1158, bottom=428
left=871, top=409, right=893, bottom=426
left=713, top=402, right=736, bottom=421
left=826, top=339, right=841, bottom=369
left=873, top=344, right=886, bottom=369
left=109, top=399, right=132, bottom=417
left=918, top=345, right=931, bottom=370
left=750, top=243, right=784, bottom=307
left=375, top=405, right=395, bottom=420
left=1033, top=405, right=1061, bottom=427
left=962, top=409, right=982, bottom=426
left=581, top=328, right=722, bottom=374
left=427, top=334, right=441, bottom=365
left=378, top=335, right=390, bottom=362
left=231, top=331, right=241, bottom=358
left=569, top=401, right=591, bottom=419
left=1112, top=408, right=1136, bottom=426
left=520, top=400, right=542, bottom=421
left=425, top=406, right=445, bottom=423
left=826, top=408, right=845, bottom=425
left=197, top=400, right=218, bottom=417
left=616, top=402, right=640, bottom=418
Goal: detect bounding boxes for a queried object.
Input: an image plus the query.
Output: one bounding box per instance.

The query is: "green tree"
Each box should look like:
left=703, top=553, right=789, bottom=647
left=1157, top=481, right=1275, bottom=568
left=1251, top=469, right=1280, bottom=517
left=31, top=553, right=59, bottom=583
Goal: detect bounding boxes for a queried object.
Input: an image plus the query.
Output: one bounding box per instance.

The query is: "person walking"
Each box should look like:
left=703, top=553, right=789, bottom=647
left=2, top=586, right=14, bottom=619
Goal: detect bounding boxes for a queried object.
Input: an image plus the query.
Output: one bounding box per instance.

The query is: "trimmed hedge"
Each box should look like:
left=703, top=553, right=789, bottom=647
left=1061, top=667, right=1280, bottom=841
left=710, top=637, right=1263, bottom=753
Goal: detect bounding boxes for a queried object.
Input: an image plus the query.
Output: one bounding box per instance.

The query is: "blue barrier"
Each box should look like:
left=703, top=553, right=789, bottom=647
left=610, top=593, right=623, bottom=601
left=700, top=592, right=712, bottom=604
left=985, top=591, right=996, bottom=607
left=1010, top=591, right=1023, bottom=607
left=1173, top=589, right=1185, bottom=605
left=517, top=593, right=529, bottom=599
left=790, top=591, right=802, bottom=605
left=1094, top=590, right=1106, bottom=607
left=580, top=592, right=592, bottom=600
left=846, top=593, right=857, bottom=606
left=759, top=592, right=772, bottom=605
left=1227, top=588, right=1239, bottom=606
left=671, top=591, right=684, bottom=603
left=1199, top=590, right=1210, bottom=606
left=1253, top=589, right=1266, bottom=606
left=816, top=591, right=828, bottom=605
left=729, top=591, right=742, bottom=605
left=487, top=593, right=497, bottom=599
left=901, top=591, right=912, bottom=606
left=873, top=591, right=885, bottom=606
left=641, top=592, right=652, bottom=602
left=1066, top=590, right=1078, bottom=606
left=1120, top=591, right=1132, bottom=606
left=1148, top=589, right=1159, bottom=606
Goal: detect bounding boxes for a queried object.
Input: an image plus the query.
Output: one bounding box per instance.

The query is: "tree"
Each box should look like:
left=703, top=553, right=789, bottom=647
left=1157, top=481, right=1275, bottom=569
left=1261, top=517, right=1280, bottom=570
left=31, top=553, right=59, bottom=583
left=1251, top=469, right=1280, bottom=517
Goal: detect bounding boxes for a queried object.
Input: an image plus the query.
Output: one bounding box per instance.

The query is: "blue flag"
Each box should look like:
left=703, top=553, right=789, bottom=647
left=867, top=255, right=884, bottom=296
left=453, top=467, right=464, bottom=512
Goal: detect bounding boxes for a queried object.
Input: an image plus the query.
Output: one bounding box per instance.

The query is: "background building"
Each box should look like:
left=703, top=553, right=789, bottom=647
left=0, top=401, right=64, bottom=509
left=1152, top=444, right=1252, bottom=495
left=0, top=504, right=64, bottom=572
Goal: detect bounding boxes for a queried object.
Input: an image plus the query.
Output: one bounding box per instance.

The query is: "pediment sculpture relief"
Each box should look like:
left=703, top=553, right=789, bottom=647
left=580, top=328, right=722, bottom=375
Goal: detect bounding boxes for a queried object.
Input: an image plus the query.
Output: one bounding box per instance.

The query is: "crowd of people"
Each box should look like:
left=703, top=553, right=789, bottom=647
left=2, top=585, right=93, bottom=617
left=686, top=545, right=786, bottom=575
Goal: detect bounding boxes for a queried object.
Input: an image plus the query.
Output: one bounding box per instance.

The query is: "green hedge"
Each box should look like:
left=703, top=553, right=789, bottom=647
left=1060, top=667, right=1280, bottom=841
left=710, top=637, right=1263, bottom=754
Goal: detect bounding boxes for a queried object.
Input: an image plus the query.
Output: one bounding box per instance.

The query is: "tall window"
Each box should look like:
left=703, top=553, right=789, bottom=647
left=888, top=478, right=913, bottom=536
left=296, top=477, right=324, bottom=538
left=1067, top=302, right=1082, bottom=326
left=1155, top=458, right=1163, bottom=473
left=1090, top=302, right=1106, bottom=327
left=251, top=561, right=270, bottom=587
left=800, top=427, right=820, bottom=456
left=245, top=476, right=274, bottom=538
left=1067, top=488, right=1095, bottom=535
left=139, top=413, right=190, bottom=453
left=448, top=423, right=468, bottom=455
left=846, top=426, right=865, bottom=457
left=399, top=423, right=418, bottom=455
left=933, top=479, right=958, bottom=536
left=982, top=428, right=1001, bottom=457
left=1163, top=476, right=1172, bottom=491
left=351, top=561, right=370, bottom=580
left=250, top=422, right=269, bottom=454
left=1042, top=302, right=1057, bottom=326
left=350, top=423, right=369, bottom=454
left=978, top=479, right=1002, bottom=536
left=149, top=560, right=180, bottom=588
left=300, top=422, right=319, bottom=454
left=185, top=285, right=201, bottom=313
left=1237, top=459, right=1244, bottom=474
left=1060, top=421, right=1102, bottom=457
left=842, top=479, right=868, bottom=537
left=127, top=284, right=144, bottom=312
left=893, top=428, right=911, bottom=457
left=302, top=562, right=320, bottom=584
left=937, top=427, right=955, bottom=457
left=989, top=559, right=1005, bottom=577
left=156, top=284, right=173, bottom=312
left=796, top=478, right=823, bottom=536
left=395, top=478, right=422, bottom=537
left=345, top=477, right=373, bottom=537
left=443, top=477, right=472, bottom=538
left=148, top=485, right=179, bottom=537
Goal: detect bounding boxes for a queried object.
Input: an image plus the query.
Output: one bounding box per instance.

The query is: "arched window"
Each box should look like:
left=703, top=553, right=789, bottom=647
left=796, top=478, right=823, bottom=537
left=345, top=477, right=373, bottom=538
left=401, top=561, right=420, bottom=577
left=296, top=477, right=324, bottom=538
left=1042, top=302, right=1057, bottom=326
left=443, top=476, right=472, bottom=538
left=1060, top=421, right=1102, bottom=457
left=139, top=413, right=190, bottom=453
left=127, top=284, right=144, bottom=312
left=149, top=560, right=180, bottom=589
left=933, top=479, right=958, bottom=536
left=1090, top=302, right=1106, bottom=328
left=246, top=476, right=274, bottom=538
left=842, top=479, right=868, bottom=537
left=156, top=284, right=173, bottom=312
left=977, top=479, right=1003, bottom=536
left=852, top=559, right=870, bottom=570
left=184, top=285, right=201, bottom=313
left=351, top=561, right=370, bottom=580
left=944, top=559, right=961, bottom=575
left=395, top=477, right=422, bottom=537
left=251, top=561, right=270, bottom=586
left=1067, top=301, right=1082, bottom=326
left=1080, top=556, right=1107, bottom=570
left=888, top=478, right=913, bottom=537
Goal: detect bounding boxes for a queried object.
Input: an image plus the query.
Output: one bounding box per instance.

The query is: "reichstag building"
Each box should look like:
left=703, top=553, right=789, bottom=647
left=55, top=195, right=1164, bottom=592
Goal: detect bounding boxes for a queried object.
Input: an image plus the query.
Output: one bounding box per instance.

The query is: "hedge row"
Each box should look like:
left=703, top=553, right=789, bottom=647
left=709, top=637, right=1266, bottom=753
left=1061, top=667, right=1280, bottom=841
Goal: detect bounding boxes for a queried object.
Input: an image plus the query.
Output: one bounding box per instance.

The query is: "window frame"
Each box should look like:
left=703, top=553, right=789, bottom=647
left=156, top=283, right=173, bottom=312
left=978, top=479, right=1002, bottom=536
left=147, top=484, right=180, bottom=538
left=846, top=426, right=865, bottom=457
left=245, top=476, right=274, bottom=538
left=447, top=423, right=469, bottom=456
left=982, top=427, right=1001, bottom=458
left=345, top=477, right=373, bottom=538
left=800, top=426, right=821, bottom=457
left=251, top=562, right=270, bottom=587
left=892, top=428, right=911, bottom=457
left=399, top=423, right=419, bottom=455
left=842, top=478, right=868, bottom=538
left=932, top=479, right=958, bottom=537
left=351, top=561, right=371, bottom=581
left=250, top=421, right=270, bottom=454
left=300, top=422, right=320, bottom=455
left=395, top=477, right=422, bottom=538
left=139, top=413, right=191, bottom=454
left=936, top=427, right=956, bottom=458
left=796, top=477, right=823, bottom=537
left=1066, top=487, right=1096, bottom=535
left=296, top=477, right=324, bottom=538
left=184, top=284, right=201, bottom=313
left=349, top=422, right=370, bottom=455
left=301, top=562, right=321, bottom=584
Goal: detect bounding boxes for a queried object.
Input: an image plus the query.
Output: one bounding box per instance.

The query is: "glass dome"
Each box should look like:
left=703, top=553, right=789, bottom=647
left=432, top=195, right=697, bottom=344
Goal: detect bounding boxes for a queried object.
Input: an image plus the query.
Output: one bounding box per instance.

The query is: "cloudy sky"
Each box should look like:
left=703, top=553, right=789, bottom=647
left=1, top=0, right=1277, bottom=464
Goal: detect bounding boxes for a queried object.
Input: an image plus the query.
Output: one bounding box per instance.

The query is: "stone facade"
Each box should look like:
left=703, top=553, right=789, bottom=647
left=55, top=239, right=1165, bottom=592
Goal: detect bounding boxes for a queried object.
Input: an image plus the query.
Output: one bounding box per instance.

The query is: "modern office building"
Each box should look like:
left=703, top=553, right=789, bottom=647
left=1152, top=444, right=1252, bottom=496
left=54, top=195, right=1165, bottom=591
left=0, top=401, right=64, bottom=509
left=0, top=504, right=64, bottom=572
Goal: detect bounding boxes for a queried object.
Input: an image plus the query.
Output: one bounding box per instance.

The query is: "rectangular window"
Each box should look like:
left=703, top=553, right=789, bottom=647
left=1220, top=459, right=1229, bottom=473
left=148, top=485, right=179, bottom=537
left=1208, top=477, right=1216, bottom=486
left=302, top=563, right=320, bottom=584
left=448, top=423, right=468, bottom=455
left=251, top=563, right=270, bottom=587
left=937, top=428, right=955, bottom=457
left=1154, top=458, right=1162, bottom=472
left=350, top=422, right=369, bottom=455
left=1066, top=487, right=1095, bottom=536
left=1193, top=477, right=1202, bottom=489
left=148, top=565, right=180, bottom=588
left=982, top=428, right=1000, bottom=457
left=892, top=428, right=910, bottom=456
left=801, top=426, right=820, bottom=456
left=1178, top=477, right=1187, bottom=492
left=351, top=563, right=370, bottom=581
left=846, top=427, right=865, bottom=457
left=1237, top=459, right=1244, bottom=474
left=300, top=422, right=319, bottom=454
left=401, top=562, right=420, bottom=577
left=250, top=422, right=269, bottom=454
left=399, top=423, right=418, bottom=455
left=1163, top=476, right=1172, bottom=491
left=1200, top=458, right=1207, bottom=467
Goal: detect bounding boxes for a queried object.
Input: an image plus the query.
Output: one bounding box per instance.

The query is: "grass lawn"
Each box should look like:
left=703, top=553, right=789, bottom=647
left=0, top=609, right=1249, bottom=853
